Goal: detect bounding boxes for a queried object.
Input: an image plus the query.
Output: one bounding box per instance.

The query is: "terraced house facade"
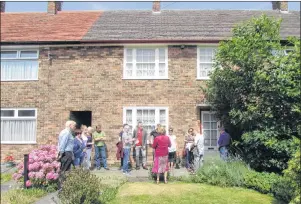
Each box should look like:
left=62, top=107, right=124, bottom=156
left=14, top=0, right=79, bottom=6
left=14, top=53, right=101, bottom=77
left=1, top=1, right=300, bottom=163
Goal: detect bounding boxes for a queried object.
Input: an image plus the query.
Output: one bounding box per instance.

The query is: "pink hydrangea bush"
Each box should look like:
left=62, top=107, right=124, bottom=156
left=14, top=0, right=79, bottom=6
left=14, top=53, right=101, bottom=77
left=13, top=145, right=60, bottom=188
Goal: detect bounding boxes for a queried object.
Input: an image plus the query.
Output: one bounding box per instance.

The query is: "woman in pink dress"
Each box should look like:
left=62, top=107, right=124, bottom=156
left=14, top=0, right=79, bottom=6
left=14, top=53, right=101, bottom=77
left=152, top=127, right=171, bottom=184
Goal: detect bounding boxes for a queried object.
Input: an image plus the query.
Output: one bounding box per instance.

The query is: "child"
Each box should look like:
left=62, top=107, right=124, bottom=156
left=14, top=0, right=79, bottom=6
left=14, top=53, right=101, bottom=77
left=175, top=151, right=181, bottom=169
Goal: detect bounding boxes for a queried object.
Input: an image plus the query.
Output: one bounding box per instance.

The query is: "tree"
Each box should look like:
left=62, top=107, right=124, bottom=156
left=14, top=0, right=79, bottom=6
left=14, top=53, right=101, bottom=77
left=205, top=15, right=301, bottom=172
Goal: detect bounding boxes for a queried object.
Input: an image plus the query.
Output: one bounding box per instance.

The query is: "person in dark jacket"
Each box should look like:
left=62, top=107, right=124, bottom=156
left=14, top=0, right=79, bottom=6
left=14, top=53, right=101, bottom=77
left=217, top=127, right=231, bottom=161
left=73, top=130, right=86, bottom=168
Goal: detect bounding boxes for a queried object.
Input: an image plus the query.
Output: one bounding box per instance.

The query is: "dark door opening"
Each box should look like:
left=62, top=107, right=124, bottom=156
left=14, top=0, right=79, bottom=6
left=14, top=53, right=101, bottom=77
left=69, top=111, right=92, bottom=129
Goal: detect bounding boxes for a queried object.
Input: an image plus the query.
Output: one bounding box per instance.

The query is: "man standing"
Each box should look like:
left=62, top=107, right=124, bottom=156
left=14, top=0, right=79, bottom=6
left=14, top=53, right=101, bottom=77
left=133, top=122, right=148, bottom=170
left=93, top=125, right=109, bottom=170
left=122, top=124, right=135, bottom=175
left=217, top=127, right=231, bottom=161
left=57, top=120, right=76, bottom=188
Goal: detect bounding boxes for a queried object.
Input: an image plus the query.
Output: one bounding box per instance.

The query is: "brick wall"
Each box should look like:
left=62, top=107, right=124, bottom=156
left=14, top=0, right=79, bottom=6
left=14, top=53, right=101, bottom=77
left=1, top=45, right=207, bottom=165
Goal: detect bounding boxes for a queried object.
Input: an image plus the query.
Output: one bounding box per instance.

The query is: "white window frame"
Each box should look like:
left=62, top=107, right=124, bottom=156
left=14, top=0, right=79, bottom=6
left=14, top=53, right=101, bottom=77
left=284, top=49, right=293, bottom=55
left=201, top=111, right=219, bottom=150
left=197, top=45, right=218, bottom=80
left=1, top=49, right=39, bottom=81
left=1, top=108, right=37, bottom=144
left=123, top=47, right=168, bottom=80
left=123, top=106, right=169, bottom=135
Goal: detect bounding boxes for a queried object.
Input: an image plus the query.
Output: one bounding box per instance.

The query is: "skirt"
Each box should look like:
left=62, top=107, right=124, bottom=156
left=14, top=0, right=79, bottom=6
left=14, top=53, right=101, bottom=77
left=152, top=155, right=169, bottom=174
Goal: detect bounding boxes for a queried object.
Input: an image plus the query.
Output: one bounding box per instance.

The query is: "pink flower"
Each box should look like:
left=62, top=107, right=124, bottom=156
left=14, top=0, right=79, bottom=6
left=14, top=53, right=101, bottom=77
left=26, top=180, right=32, bottom=187
left=35, top=171, right=44, bottom=179
left=28, top=158, right=34, bottom=164
left=13, top=173, right=22, bottom=181
left=28, top=172, right=36, bottom=179
left=46, top=172, right=54, bottom=180
left=53, top=173, right=59, bottom=180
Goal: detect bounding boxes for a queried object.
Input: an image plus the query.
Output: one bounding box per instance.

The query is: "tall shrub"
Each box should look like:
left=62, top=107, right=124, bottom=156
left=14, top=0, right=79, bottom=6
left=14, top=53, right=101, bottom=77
left=205, top=14, right=301, bottom=172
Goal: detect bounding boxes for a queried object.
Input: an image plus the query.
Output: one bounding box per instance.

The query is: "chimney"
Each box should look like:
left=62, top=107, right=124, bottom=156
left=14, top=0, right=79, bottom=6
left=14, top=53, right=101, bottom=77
left=1, top=1, right=5, bottom=13
left=47, top=1, right=62, bottom=14
left=152, top=1, right=160, bottom=13
left=272, top=1, right=288, bottom=11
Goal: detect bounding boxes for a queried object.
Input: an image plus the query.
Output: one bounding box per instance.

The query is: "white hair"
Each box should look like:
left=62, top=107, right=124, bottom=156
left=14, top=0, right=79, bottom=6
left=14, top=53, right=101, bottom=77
left=87, top=126, right=94, bottom=133
left=65, top=120, right=76, bottom=128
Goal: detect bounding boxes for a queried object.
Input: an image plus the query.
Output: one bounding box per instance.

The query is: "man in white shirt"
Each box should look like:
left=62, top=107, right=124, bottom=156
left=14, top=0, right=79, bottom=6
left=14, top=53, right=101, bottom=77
left=192, top=128, right=204, bottom=173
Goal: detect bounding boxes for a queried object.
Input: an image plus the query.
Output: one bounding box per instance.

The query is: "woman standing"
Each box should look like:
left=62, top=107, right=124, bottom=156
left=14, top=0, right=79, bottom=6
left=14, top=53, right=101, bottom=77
left=84, top=127, right=94, bottom=170
left=152, top=127, right=171, bottom=184
left=73, top=130, right=86, bottom=168
left=184, top=128, right=195, bottom=172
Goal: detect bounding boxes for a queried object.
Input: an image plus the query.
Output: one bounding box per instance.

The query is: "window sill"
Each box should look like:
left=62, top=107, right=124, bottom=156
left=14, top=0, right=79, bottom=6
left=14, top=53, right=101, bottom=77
left=1, top=142, right=37, bottom=145
left=1, top=79, right=39, bottom=82
left=122, top=78, right=169, bottom=80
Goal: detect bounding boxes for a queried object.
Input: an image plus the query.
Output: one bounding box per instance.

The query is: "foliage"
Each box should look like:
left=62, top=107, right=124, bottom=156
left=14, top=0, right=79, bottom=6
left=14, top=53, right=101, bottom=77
left=243, top=170, right=279, bottom=194
left=283, top=138, right=301, bottom=204
left=12, top=145, right=60, bottom=190
left=109, top=182, right=280, bottom=204
left=59, top=168, right=102, bottom=204
left=1, top=173, right=12, bottom=184
left=205, top=14, right=301, bottom=172
left=271, top=176, right=296, bottom=203
left=194, top=157, right=250, bottom=187
left=1, top=188, right=47, bottom=204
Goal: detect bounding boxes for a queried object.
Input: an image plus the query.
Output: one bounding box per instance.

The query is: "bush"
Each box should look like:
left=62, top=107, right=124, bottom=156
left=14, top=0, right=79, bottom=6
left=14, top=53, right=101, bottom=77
left=271, top=176, right=296, bottom=203
left=195, top=158, right=250, bottom=187
left=12, top=145, right=60, bottom=190
left=243, top=171, right=279, bottom=194
left=59, top=168, right=102, bottom=204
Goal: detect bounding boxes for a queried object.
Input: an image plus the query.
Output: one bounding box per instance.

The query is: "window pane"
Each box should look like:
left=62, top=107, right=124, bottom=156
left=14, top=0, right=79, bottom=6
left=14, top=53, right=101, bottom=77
left=211, top=122, right=217, bottom=129
left=20, top=51, right=38, bottom=58
left=136, top=63, right=155, bottom=77
left=211, top=139, right=217, bottom=146
left=211, top=130, right=217, bottom=139
left=204, top=139, right=210, bottom=146
left=1, top=110, right=14, bottom=117
left=18, top=110, right=35, bottom=117
left=136, top=49, right=155, bottom=63
left=203, top=113, right=210, bottom=121
left=159, top=63, right=165, bottom=77
left=1, top=60, right=38, bottom=80
left=203, top=130, right=210, bottom=139
left=1, top=51, right=17, bottom=59
left=1, top=119, right=36, bottom=142
left=203, top=122, right=210, bottom=129
left=160, top=109, right=166, bottom=125
left=159, top=48, right=165, bottom=62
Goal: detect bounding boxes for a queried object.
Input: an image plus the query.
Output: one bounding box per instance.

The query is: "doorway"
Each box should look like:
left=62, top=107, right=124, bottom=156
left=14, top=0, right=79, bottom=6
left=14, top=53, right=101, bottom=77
left=69, top=111, right=92, bottom=129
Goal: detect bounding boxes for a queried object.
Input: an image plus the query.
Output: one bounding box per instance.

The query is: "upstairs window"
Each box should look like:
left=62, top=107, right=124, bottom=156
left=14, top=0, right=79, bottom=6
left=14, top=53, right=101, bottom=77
left=1, top=50, right=39, bottom=81
left=197, top=46, right=217, bottom=80
left=124, top=48, right=168, bottom=79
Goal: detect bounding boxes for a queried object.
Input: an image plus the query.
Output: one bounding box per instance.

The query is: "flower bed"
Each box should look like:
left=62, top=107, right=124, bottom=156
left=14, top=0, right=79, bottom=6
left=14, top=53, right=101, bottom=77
left=13, top=145, right=60, bottom=191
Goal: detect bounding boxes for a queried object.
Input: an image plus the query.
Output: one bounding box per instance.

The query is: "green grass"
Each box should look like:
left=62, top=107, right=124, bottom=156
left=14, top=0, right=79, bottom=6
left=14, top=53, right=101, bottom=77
left=109, top=182, right=283, bottom=204
left=1, top=188, right=47, bottom=204
left=1, top=173, right=12, bottom=184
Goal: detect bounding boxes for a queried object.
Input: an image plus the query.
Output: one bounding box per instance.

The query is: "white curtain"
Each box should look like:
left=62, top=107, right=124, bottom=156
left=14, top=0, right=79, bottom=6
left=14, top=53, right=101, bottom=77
left=1, top=119, right=36, bottom=143
left=1, top=60, right=38, bottom=80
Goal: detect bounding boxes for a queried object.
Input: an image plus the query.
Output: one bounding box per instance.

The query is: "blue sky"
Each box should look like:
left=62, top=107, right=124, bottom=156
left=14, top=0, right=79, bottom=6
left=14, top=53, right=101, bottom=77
left=4, top=1, right=300, bottom=12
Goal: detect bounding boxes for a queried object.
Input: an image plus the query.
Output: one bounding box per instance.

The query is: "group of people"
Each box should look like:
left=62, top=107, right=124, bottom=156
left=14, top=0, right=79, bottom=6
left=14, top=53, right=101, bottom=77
left=57, top=120, right=231, bottom=185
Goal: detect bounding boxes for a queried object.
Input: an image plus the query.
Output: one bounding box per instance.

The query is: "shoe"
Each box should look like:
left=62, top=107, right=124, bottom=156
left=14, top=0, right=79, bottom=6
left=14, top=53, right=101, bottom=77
left=104, top=167, right=110, bottom=170
left=142, top=166, right=148, bottom=170
left=136, top=166, right=140, bottom=170
left=97, top=167, right=101, bottom=170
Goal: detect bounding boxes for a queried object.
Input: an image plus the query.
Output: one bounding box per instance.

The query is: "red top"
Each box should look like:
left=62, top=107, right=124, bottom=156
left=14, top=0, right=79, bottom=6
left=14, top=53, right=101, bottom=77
left=137, top=128, right=143, bottom=146
left=152, top=135, right=171, bottom=157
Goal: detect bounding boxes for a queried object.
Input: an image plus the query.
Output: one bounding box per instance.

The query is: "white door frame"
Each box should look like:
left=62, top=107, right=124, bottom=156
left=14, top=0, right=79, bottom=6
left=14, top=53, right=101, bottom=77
left=201, top=111, right=220, bottom=151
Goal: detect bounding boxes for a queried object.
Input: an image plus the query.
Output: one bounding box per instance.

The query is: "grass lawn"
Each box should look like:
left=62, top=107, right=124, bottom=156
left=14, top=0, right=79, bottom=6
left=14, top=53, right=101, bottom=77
left=109, top=182, right=283, bottom=204
left=1, top=188, right=47, bottom=204
left=1, top=173, right=12, bottom=184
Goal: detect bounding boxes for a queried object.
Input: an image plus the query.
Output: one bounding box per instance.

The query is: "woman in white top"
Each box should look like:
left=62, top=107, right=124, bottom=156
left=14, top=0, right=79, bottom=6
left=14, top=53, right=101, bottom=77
left=168, top=127, right=177, bottom=170
left=192, top=123, right=204, bottom=173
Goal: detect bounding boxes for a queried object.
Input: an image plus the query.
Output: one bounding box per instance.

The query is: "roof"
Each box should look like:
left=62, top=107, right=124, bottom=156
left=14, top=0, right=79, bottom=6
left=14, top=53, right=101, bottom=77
left=83, top=10, right=300, bottom=41
left=1, top=10, right=299, bottom=43
left=0, top=11, right=101, bottom=42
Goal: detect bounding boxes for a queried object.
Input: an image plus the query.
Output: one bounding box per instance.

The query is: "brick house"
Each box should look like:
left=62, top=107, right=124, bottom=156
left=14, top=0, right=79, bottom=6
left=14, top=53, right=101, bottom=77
left=1, top=1, right=300, bottom=163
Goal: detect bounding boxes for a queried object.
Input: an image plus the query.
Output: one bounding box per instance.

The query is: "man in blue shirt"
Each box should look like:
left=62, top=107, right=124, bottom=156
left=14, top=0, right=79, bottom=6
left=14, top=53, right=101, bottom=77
left=217, top=127, right=231, bottom=161
left=57, top=120, right=76, bottom=173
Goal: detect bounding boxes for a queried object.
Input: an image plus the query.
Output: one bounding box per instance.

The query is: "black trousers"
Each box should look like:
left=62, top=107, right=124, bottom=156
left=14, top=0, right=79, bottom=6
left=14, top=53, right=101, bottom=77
left=58, top=151, right=73, bottom=189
